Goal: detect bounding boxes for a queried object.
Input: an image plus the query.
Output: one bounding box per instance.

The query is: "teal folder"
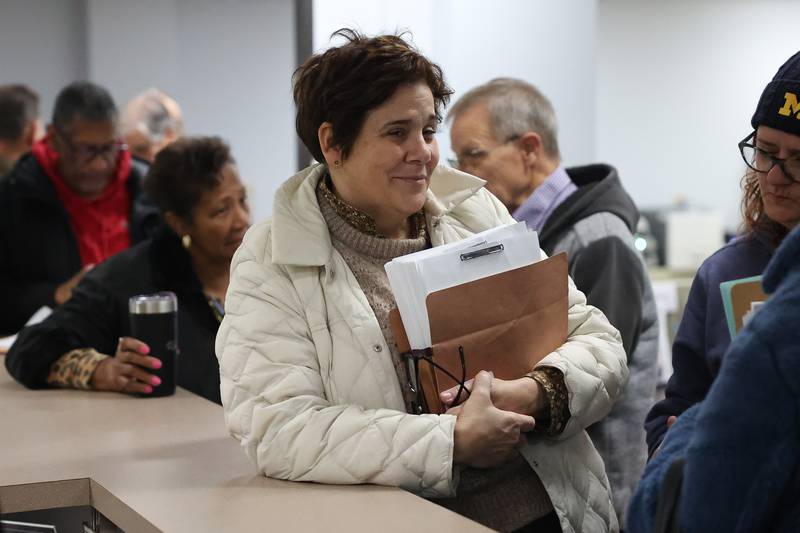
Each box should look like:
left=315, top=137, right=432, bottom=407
left=720, top=275, right=766, bottom=339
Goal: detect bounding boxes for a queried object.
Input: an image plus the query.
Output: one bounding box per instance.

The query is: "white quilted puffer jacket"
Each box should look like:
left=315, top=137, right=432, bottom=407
left=217, top=164, right=628, bottom=533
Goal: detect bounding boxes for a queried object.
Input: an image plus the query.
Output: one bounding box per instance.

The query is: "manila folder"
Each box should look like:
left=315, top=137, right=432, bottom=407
left=389, top=252, right=568, bottom=413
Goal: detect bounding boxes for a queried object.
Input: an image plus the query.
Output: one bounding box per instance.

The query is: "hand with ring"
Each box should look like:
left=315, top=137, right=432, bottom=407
left=90, top=337, right=162, bottom=395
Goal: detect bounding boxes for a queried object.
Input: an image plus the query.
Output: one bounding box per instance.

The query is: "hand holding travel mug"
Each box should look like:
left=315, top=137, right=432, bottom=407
left=128, top=292, right=179, bottom=397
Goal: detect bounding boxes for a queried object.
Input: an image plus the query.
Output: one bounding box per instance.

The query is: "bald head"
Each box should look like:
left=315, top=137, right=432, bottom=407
left=122, top=88, right=184, bottom=162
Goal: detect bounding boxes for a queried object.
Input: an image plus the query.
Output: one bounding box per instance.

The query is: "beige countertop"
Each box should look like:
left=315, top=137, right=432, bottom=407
left=0, top=365, right=490, bottom=532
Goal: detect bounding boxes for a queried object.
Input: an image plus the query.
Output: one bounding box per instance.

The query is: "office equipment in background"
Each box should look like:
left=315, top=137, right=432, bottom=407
left=640, top=209, right=726, bottom=270
left=665, top=210, right=725, bottom=270
left=651, top=280, right=680, bottom=384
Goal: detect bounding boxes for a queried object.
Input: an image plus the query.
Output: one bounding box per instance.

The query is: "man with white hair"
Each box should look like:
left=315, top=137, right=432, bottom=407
left=449, top=77, right=660, bottom=528
left=121, top=88, right=184, bottom=163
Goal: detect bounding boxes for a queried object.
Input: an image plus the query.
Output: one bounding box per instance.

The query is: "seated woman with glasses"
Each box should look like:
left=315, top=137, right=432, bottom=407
left=643, top=51, right=800, bottom=457
left=5, top=136, right=251, bottom=404
left=217, top=29, right=627, bottom=532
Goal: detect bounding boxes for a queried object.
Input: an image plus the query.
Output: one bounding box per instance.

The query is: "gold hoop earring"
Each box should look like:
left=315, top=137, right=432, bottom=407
left=333, top=160, right=341, bottom=167
left=181, top=234, right=192, bottom=250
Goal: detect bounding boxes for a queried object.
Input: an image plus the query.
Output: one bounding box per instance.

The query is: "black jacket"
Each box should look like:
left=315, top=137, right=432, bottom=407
left=5, top=226, right=222, bottom=404
left=540, top=163, right=646, bottom=358
left=0, top=153, right=160, bottom=335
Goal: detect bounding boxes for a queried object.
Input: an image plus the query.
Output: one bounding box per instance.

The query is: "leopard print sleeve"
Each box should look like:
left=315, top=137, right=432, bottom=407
left=46, top=348, right=110, bottom=390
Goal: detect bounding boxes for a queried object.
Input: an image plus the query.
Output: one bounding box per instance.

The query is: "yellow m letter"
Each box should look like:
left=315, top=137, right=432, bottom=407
left=778, top=92, right=800, bottom=118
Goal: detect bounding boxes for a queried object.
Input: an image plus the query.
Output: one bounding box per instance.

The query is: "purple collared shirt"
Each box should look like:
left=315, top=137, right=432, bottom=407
left=512, top=166, right=577, bottom=232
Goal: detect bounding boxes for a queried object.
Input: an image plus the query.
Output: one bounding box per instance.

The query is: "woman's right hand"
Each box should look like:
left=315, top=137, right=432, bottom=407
left=90, top=337, right=162, bottom=394
left=451, top=371, right=536, bottom=468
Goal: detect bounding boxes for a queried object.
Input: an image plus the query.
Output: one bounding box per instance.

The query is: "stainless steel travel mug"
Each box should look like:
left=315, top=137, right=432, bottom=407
left=128, top=292, right=178, bottom=397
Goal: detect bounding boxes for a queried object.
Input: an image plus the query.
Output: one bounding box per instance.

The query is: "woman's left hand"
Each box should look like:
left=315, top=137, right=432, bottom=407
left=441, top=376, right=546, bottom=417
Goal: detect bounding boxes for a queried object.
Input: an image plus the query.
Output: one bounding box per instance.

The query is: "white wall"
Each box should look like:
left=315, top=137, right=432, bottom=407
left=1, top=0, right=296, bottom=221
left=85, top=1, right=181, bottom=97
left=313, top=0, right=598, bottom=166
left=597, top=0, right=799, bottom=231
left=87, top=0, right=296, bottom=221
left=0, top=0, right=88, bottom=122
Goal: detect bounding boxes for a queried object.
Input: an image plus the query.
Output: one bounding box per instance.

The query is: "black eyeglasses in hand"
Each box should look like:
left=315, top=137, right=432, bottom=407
left=406, top=345, right=471, bottom=414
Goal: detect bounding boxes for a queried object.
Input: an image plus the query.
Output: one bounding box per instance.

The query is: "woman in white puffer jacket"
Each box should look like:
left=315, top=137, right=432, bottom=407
left=217, top=29, right=627, bottom=533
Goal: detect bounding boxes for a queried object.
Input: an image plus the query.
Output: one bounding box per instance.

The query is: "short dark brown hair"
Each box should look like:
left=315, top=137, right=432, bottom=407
left=52, top=81, right=117, bottom=133
left=144, top=136, right=233, bottom=221
left=0, top=84, right=39, bottom=141
left=293, top=28, right=453, bottom=163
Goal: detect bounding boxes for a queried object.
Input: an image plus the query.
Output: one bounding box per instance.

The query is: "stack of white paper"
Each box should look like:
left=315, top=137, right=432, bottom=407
left=385, top=222, right=541, bottom=349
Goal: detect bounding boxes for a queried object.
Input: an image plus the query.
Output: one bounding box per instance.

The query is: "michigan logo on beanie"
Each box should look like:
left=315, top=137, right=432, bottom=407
left=778, top=92, right=800, bottom=119
left=751, top=51, right=800, bottom=136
